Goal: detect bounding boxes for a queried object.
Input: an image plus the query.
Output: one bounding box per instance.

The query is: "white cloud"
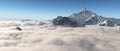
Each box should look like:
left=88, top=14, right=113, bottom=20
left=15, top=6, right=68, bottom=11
left=0, top=20, right=120, bottom=51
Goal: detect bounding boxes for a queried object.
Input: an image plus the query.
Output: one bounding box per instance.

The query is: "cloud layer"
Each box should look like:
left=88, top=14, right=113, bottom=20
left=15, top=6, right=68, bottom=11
left=0, top=20, right=120, bottom=51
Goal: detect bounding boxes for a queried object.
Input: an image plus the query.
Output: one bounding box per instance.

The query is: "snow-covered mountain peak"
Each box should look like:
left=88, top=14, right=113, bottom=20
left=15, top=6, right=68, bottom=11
left=80, top=7, right=87, bottom=12
left=82, top=9, right=96, bottom=15
left=53, top=8, right=120, bottom=27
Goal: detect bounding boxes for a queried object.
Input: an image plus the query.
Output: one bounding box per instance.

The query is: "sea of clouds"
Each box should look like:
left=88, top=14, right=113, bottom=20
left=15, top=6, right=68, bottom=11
left=0, top=20, right=120, bottom=51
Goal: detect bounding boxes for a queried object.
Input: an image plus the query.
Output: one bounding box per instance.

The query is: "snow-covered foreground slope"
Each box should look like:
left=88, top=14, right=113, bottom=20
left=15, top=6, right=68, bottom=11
left=0, top=20, right=120, bottom=51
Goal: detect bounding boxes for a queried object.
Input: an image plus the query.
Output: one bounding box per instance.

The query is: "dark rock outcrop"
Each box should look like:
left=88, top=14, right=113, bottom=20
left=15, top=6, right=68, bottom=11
left=52, top=16, right=79, bottom=27
left=16, top=26, right=22, bottom=31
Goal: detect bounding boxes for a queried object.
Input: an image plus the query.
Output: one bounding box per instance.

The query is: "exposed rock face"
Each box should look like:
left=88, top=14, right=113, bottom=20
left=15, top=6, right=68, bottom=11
left=85, top=16, right=100, bottom=25
left=52, top=8, right=120, bottom=27
left=52, top=16, right=78, bottom=27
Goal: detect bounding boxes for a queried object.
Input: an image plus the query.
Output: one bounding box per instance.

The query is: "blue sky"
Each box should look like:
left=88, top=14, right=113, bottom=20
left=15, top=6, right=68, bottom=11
left=0, top=0, right=120, bottom=19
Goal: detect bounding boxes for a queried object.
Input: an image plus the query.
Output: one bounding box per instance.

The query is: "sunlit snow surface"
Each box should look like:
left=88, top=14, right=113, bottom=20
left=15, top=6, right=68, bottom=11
left=0, top=20, right=120, bottom=51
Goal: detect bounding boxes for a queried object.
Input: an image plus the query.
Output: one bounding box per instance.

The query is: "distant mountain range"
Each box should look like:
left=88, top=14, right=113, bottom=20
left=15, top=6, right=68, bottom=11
left=52, top=8, right=120, bottom=27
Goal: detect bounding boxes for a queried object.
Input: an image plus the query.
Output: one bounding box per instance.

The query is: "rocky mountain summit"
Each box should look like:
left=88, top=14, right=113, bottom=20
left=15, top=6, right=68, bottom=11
left=52, top=8, right=120, bottom=27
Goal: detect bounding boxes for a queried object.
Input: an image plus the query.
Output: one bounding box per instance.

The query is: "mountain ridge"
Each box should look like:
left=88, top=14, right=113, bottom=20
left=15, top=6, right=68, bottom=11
left=52, top=8, right=120, bottom=27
